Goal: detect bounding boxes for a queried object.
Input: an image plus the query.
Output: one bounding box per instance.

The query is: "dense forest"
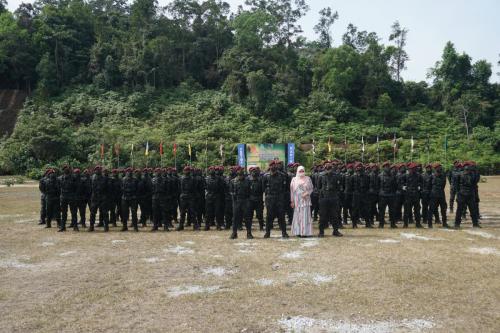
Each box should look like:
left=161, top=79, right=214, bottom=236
left=0, top=0, right=499, bottom=176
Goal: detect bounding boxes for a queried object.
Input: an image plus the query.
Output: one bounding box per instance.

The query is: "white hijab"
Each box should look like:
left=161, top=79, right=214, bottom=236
left=296, top=165, right=305, bottom=178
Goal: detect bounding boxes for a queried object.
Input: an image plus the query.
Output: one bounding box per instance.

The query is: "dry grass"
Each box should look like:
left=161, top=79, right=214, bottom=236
left=0, top=177, right=500, bottom=332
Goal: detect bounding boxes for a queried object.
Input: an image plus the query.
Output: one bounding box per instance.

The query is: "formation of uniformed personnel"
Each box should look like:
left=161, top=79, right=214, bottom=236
left=38, top=159, right=482, bottom=236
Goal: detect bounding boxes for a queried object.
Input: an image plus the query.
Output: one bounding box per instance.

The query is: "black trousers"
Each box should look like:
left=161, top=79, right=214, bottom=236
left=449, top=188, right=457, bottom=211
left=152, top=197, right=168, bottom=229
left=351, top=193, right=367, bottom=226
left=343, top=193, right=353, bottom=224
left=265, top=195, right=286, bottom=234
left=395, top=193, right=404, bottom=221
left=40, top=195, right=46, bottom=223
left=247, top=199, right=264, bottom=229
left=233, top=199, right=251, bottom=234
left=224, top=198, right=233, bottom=228
left=404, top=194, right=421, bottom=225
left=60, top=197, right=77, bottom=229
left=455, top=194, right=478, bottom=226
left=76, top=199, right=87, bottom=225
left=368, top=193, right=378, bottom=223
left=428, top=195, right=447, bottom=225
left=46, top=196, right=60, bottom=226
left=319, top=195, right=340, bottom=233
left=121, top=198, right=138, bottom=228
left=139, top=196, right=152, bottom=225
left=378, top=195, right=396, bottom=227
left=311, top=192, right=319, bottom=220
left=179, top=195, right=197, bottom=228
left=109, top=197, right=121, bottom=224
left=205, top=196, right=225, bottom=228
left=90, top=197, right=108, bottom=228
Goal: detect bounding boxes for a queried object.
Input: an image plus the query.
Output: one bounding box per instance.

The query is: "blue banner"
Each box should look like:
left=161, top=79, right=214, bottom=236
left=287, top=143, right=295, bottom=164
left=237, top=144, right=246, bottom=167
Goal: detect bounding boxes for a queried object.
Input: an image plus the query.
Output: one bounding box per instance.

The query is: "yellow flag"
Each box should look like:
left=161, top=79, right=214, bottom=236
left=188, top=144, right=192, bottom=157
left=145, top=141, right=149, bottom=156
left=327, top=138, right=332, bottom=153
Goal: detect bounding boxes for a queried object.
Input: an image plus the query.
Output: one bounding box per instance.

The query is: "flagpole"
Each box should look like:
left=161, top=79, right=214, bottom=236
left=131, top=145, right=134, bottom=168
left=205, top=138, right=208, bottom=174
left=344, top=135, right=347, bottom=164
left=361, top=136, right=364, bottom=163
left=312, top=138, right=315, bottom=166
left=376, top=136, right=380, bottom=164
left=410, top=136, right=413, bottom=162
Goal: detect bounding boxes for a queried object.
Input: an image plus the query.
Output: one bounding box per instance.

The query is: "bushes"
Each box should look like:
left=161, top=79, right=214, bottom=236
left=0, top=83, right=499, bottom=176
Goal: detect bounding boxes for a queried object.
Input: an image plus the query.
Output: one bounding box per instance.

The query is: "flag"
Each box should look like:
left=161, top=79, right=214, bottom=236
left=130, top=144, right=134, bottom=155
left=100, top=143, right=104, bottom=159
left=327, top=137, right=332, bottom=153
left=376, top=136, right=380, bottom=152
left=392, top=134, right=398, bottom=152
left=114, top=143, right=120, bottom=156
left=219, top=144, right=224, bottom=158
left=361, top=136, right=365, bottom=152
left=159, top=140, right=164, bottom=156
left=173, top=143, right=177, bottom=156
left=411, top=136, right=415, bottom=153
left=188, top=144, right=192, bottom=157
left=444, top=135, right=448, bottom=152
left=145, top=141, right=149, bottom=156
left=312, top=139, right=316, bottom=155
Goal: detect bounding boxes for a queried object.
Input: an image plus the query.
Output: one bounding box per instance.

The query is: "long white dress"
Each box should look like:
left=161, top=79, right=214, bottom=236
left=290, top=176, right=313, bottom=236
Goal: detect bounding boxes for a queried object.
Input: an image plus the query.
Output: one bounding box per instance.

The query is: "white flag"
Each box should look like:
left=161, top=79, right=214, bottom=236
left=411, top=136, right=414, bottom=153
left=361, top=136, right=365, bottom=152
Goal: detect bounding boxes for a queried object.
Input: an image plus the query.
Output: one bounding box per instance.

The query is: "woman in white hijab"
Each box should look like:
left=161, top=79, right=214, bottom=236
left=290, top=165, right=314, bottom=237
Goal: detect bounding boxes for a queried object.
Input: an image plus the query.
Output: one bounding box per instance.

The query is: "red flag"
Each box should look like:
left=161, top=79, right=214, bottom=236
left=100, top=143, right=104, bottom=159
left=159, top=140, right=164, bottom=156
left=173, top=143, right=177, bottom=156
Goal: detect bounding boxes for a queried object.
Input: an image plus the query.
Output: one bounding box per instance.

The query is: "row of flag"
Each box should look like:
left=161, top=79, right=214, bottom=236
left=98, top=135, right=450, bottom=160
left=99, top=142, right=226, bottom=159
left=312, top=135, right=449, bottom=155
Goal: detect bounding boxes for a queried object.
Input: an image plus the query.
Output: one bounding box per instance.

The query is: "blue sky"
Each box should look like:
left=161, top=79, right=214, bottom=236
left=6, top=0, right=500, bottom=83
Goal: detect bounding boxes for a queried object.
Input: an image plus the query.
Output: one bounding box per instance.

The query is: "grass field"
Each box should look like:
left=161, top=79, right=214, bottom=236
left=0, top=177, right=499, bottom=332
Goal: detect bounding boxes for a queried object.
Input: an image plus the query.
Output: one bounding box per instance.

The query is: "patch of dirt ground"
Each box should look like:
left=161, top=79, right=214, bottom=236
left=0, top=177, right=500, bottom=332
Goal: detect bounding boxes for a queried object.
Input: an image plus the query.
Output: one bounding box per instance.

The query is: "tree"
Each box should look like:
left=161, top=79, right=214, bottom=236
left=313, top=6, right=338, bottom=48
left=244, top=0, right=309, bottom=48
left=430, top=41, right=473, bottom=109
left=375, top=92, right=398, bottom=126
left=0, top=0, right=6, bottom=13
left=388, top=21, right=409, bottom=82
left=342, top=23, right=378, bottom=52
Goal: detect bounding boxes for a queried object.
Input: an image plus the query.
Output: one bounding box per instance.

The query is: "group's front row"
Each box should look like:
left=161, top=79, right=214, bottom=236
left=38, top=159, right=482, bottom=239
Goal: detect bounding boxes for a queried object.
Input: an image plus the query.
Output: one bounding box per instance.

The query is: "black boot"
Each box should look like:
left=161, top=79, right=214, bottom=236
left=230, top=232, right=237, bottom=239
left=264, top=231, right=271, bottom=238
left=333, top=229, right=343, bottom=237
left=416, top=222, right=423, bottom=228
left=104, top=225, right=109, bottom=232
left=88, top=225, right=94, bottom=232
left=45, top=221, right=52, bottom=228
